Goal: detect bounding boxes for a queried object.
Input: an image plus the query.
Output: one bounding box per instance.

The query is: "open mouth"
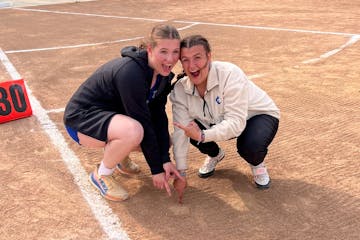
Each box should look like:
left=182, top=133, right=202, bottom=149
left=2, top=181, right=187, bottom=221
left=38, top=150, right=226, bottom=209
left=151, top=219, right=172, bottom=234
left=190, top=70, right=200, bottom=77
left=162, top=64, right=172, bottom=73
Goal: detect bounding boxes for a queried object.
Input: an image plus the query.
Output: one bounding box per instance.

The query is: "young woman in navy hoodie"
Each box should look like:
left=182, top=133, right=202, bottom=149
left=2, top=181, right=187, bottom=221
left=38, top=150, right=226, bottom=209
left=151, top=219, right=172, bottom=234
left=64, top=24, right=184, bottom=201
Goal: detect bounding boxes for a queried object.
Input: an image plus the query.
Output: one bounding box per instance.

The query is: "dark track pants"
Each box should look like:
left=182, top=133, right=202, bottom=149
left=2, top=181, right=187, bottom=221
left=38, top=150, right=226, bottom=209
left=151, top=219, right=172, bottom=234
left=190, top=114, right=279, bottom=166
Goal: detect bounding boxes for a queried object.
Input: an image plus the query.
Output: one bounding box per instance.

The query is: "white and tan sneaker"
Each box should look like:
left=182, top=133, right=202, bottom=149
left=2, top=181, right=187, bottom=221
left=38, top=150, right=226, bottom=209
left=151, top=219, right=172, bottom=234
left=89, top=165, right=129, bottom=201
left=250, top=162, right=271, bottom=189
left=198, top=149, right=225, bottom=178
left=116, top=156, right=141, bottom=175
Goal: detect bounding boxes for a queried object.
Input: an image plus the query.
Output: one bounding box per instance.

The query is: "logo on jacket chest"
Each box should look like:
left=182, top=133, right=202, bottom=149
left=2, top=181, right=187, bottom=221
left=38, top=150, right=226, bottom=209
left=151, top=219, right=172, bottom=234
left=215, top=96, right=222, bottom=104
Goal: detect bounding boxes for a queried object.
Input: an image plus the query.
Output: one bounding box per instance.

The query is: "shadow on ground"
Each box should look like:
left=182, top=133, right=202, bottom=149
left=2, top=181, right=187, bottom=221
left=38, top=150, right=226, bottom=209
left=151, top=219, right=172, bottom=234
left=121, top=169, right=359, bottom=240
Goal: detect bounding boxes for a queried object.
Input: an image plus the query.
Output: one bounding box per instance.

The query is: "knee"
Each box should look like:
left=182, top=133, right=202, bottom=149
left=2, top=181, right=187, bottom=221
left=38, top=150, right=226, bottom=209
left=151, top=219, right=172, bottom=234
left=127, top=120, right=144, bottom=145
left=237, top=142, right=267, bottom=165
left=108, top=115, right=144, bottom=146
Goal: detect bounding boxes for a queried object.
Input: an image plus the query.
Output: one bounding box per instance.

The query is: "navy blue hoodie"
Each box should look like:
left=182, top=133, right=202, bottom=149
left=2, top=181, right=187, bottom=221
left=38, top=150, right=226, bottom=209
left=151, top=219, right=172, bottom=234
left=64, top=46, right=174, bottom=174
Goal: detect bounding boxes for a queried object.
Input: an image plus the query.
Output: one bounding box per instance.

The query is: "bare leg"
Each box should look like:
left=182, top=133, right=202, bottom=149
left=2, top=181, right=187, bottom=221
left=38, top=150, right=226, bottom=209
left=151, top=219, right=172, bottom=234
left=77, top=133, right=105, bottom=148
left=105, top=115, right=143, bottom=168
left=78, top=114, right=144, bottom=168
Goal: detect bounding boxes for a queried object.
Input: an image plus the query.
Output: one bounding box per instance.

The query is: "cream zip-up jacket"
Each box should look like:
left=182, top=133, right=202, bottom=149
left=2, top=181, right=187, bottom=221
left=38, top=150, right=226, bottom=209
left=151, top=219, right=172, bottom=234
left=170, top=61, right=280, bottom=171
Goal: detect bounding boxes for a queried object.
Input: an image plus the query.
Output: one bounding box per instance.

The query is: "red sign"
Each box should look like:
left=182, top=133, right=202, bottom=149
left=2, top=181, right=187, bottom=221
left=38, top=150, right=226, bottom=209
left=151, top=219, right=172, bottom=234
left=0, top=79, right=32, bottom=123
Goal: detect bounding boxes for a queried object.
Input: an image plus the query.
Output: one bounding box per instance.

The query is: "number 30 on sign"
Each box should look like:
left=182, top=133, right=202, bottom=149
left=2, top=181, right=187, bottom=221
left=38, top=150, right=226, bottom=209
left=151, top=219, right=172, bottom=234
left=0, top=79, right=32, bottom=123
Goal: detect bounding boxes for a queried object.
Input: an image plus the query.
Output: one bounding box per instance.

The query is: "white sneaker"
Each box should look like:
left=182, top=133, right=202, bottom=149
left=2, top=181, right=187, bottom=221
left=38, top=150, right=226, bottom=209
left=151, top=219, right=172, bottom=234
left=198, top=149, right=225, bottom=178
left=250, top=162, right=271, bottom=189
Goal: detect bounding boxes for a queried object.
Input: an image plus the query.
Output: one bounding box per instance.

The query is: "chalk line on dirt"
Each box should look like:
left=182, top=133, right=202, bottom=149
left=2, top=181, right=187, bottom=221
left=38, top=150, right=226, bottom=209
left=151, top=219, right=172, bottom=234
left=4, top=7, right=359, bottom=65
left=0, top=48, right=130, bottom=240
left=12, top=7, right=165, bottom=22
left=302, top=35, right=360, bottom=64
left=5, top=37, right=144, bottom=54
left=4, top=7, right=358, bottom=116
left=174, top=20, right=359, bottom=37
left=9, top=7, right=360, bottom=37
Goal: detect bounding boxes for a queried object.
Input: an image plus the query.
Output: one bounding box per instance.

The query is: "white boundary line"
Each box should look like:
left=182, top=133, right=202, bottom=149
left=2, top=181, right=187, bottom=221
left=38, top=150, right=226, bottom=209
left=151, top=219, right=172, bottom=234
left=0, top=2, right=12, bottom=8
left=46, top=107, right=65, bottom=113
left=248, top=73, right=266, bottom=79
left=302, top=35, right=360, bottom=64
left=1, top=4, right=358, bottom=239
left=3, top=7, right=359, bottom=58
left=1, top=5, right=359, bottom=238
left=174, top=20, right=359, bottom=37
left=0, top=48, right=130, bottom=240
left=9, top=7, right=360, bottom=37
left=12, top=7, right=165, bottom=22
left=5, top=36, right=144, bottom=54
left=3, top=6, right=359, bottom=115
left=0, top=0, right=95, bottom=8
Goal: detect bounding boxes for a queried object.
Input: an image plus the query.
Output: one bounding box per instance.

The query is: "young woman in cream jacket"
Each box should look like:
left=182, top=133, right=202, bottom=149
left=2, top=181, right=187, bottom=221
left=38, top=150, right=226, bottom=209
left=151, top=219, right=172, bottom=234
left=170, top=35, right=279, bottom=203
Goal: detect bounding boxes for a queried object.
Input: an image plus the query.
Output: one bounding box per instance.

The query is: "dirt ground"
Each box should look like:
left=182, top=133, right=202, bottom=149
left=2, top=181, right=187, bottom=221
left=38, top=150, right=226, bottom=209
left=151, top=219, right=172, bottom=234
left=0, top=0, right=359, bottom=239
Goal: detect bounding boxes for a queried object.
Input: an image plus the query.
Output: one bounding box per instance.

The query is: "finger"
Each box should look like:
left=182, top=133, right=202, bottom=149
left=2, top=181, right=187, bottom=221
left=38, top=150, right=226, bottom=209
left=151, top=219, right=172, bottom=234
left=173, top=122, right=181, bottom=127
left=164, top=182, right=172, bottom=197
left=176, top=186, right=184, bottom=204
left=178, top=194, right=183, bottom=204
left=173, top=122, right=186, bottom=130
left=173, top=170, right=185, bottom=182
left=156, top=182, right=163, bottom=190
left=190, top=121, right=200, bottom=130
left=165, top=169, right=171, bottom=181
left=152, top=180, right=158, bottom=188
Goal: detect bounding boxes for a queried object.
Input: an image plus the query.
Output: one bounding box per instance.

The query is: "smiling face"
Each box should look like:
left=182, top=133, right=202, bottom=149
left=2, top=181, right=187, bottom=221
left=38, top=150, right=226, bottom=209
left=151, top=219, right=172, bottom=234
left=147, top=38, right=180, bottom=76
left=180, top=44, right=211, bottom=88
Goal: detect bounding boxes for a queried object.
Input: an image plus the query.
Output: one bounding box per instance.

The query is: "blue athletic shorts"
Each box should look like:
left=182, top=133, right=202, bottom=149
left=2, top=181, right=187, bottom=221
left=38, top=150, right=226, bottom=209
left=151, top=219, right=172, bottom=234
left=65, top=125, right=80, bottom=145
